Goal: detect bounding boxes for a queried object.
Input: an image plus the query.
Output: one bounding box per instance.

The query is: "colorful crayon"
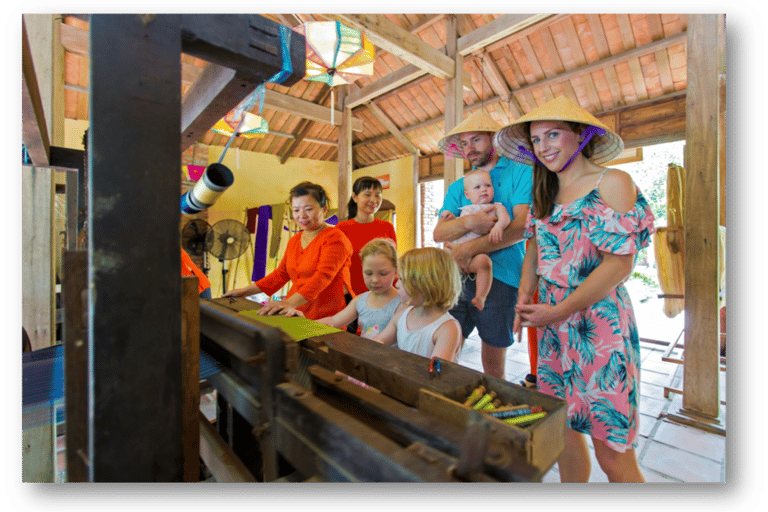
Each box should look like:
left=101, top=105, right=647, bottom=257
left=472, top=391, right=498, bottom=410
left=503, top=411, right=547, bottom=426
left=462, top=386, right=486, bottom=407
left=488, top=405, right=543, bottom=420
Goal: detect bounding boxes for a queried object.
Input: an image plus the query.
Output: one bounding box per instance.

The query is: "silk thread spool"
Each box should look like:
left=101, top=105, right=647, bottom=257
left=472, top=391, right=497, bottom=410
left=462, top=386, right=486, bottom=407
left=503, top=411, right=547, bottom=426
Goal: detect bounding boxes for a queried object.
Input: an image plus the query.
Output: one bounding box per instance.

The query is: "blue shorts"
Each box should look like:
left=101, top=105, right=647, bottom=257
left=450, top=277, right=518, bottom=348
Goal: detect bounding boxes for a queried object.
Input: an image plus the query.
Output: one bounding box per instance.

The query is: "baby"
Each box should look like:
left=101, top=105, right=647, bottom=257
left=440, top=169, right=510, bottom=310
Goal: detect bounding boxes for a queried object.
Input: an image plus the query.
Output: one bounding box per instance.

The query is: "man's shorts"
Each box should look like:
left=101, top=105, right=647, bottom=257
left=450, top=277, right=518, bottom=348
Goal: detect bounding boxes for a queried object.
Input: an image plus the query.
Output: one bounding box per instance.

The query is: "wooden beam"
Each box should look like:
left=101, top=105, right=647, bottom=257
left=443, top=15, right=463, bottom=189
left=406, top=14, right=446, bottom=33
left=457, top=14, right=554, bottom=56
left=278, top=87, right=333, bottom=164
left=22, top=18, right=51, bottom=166
left=180, top=63, right=257, bottom=153
left=275, top=14, right=302, bottom=28
left=326, top=14, right=455, bottom=80
left=367, top=102, right=419, bottom=155
left=682, top=14, right=722, bottom=420
left=337, top=86, right=353, bottom=221
left=264, top=88, right=363, bottom=131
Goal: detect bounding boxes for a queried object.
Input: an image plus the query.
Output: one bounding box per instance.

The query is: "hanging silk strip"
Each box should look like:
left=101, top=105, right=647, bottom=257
left=252, top=205, right=273, bottom=282
left=269, top=203, right=286, bottom=259
left=325, top=214, right=338, bottom=226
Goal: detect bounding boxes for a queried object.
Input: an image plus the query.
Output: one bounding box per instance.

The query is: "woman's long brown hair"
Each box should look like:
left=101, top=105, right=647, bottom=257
left=529, top=121, right=597, bottom=219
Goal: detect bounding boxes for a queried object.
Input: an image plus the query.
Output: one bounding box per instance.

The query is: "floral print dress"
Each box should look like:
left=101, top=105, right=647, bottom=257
left=524, top=171, right=655, bottom=452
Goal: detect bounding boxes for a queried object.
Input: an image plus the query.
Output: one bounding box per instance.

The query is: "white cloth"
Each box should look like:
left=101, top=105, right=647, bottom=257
left=396, top=306, right=458, bottom=358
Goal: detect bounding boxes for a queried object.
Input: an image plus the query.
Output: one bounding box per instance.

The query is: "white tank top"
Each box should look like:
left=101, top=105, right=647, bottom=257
left=396, top=306, right=458, bottom=359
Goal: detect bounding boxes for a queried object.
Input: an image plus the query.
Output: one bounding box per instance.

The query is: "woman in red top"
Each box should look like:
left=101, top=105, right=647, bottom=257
left=335, top=176, right=397, bottom=333
left=223, top=182, right=353, bottom=320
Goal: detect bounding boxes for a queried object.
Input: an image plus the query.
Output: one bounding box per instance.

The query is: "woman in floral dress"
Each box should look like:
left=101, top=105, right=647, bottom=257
left=495, top=96, right=655, bottom=482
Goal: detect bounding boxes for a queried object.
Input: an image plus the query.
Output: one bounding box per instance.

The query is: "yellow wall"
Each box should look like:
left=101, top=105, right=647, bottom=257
left=352, top=155, right=416, bottom=254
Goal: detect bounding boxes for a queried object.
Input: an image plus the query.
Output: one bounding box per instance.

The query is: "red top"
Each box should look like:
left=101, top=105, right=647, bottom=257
left=181, top=248, right=211, bottom=294
left=255, top=227, right=353, bottom=320
left=335, top=218, right=397, bottom=295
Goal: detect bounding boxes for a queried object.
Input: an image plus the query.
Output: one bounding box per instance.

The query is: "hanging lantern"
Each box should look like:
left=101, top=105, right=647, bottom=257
left=212, top=109, right=269, bottom=139
left=293, top=21, right=375, bottom=124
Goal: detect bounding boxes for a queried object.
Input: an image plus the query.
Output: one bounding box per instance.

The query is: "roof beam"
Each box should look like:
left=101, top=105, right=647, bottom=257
left=325, top=13, right=455, bottom=80
left=457, top=13, right=554, bottom=56
left=366, top=102, right=418, bottom=155
left=22, top=17, right=50, bottom=166
left=180, top=63, right=257, bottom=153
left=405, top=14, right=446, bottom=33
left=264, top=88, right=363, bottom=131
left=512, top=31, right=687, bottom=98
left=278, top=87, right=333, bottom=164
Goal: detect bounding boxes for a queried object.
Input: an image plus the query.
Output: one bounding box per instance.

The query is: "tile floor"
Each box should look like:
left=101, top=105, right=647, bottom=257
left=456, top=328, right=727, bottom=483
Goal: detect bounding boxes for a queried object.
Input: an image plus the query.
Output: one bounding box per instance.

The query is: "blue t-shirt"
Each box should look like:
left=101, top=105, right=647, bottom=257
left=438, top=156, right=533, bottom=288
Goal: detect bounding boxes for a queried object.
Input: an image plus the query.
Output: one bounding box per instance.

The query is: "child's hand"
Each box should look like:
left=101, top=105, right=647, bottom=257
left=439, top=210, right=456, bottom=221
left=279, top=307, right=305, bottom=318
left=488, top=224, right=504, bottom=244
left=315, top=317, right=334, bottom=326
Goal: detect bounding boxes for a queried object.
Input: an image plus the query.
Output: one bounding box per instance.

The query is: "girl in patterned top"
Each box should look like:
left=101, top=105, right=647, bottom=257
left=316, top=238, right=402, bottom=340
left=495, top=96, right=655, bottom=483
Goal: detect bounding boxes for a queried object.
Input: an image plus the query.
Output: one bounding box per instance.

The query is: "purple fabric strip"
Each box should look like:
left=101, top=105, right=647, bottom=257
left=251, top=205, right=272, bottom=281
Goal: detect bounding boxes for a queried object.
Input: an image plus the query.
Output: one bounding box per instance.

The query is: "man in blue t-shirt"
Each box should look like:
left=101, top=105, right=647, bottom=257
left=434, top=110, right=533, bottom=380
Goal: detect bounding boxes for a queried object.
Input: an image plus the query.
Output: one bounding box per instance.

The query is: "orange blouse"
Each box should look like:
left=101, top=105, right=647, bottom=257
left=181, top=248, right=211, bottom=294
left=255, top=227, right=353, bottom=320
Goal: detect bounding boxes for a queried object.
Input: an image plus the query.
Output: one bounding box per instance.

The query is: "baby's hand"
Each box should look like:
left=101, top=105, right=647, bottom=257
left=489, top=224, right=504, bottom=244
left=439, top=210, right=456, bottom=221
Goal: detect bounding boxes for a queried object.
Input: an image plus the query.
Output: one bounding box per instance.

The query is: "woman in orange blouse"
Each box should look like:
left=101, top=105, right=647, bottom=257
left=223, top=181, right=353, bottom=320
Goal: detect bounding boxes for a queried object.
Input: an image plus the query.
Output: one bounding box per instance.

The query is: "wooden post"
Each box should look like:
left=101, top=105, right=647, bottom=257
left=22, top=165, right=54, bottom=350
left=337, top=86, right=352, bottom=221
left=681, top=14, right=722, bottom=421
left=181, top=276, right=200, bottom=482
left=443, top=15, right=463, bottom=189
left=63, top=250, right=88, bottom=482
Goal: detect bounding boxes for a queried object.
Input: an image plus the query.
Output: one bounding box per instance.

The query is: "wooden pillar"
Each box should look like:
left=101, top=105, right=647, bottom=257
left=443, top=15, right=463, bottom=189
left=22, top=165, right=55, bottom=350
left=338, top=86, right=353, bottom=221
left=681, top=14, right=722, bottom=420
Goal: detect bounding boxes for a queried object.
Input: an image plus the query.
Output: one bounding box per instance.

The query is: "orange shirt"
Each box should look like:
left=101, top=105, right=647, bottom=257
left=335, top=218, right=397, bottom=295
left=181, top=248, right=211, bottom=294
left=255, top=227, right=353, bottom=320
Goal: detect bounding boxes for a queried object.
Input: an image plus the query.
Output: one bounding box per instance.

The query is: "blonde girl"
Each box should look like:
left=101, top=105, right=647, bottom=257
left=316, top=238, right=402, bottom=339
left=375, top=247, right=463, bottom=362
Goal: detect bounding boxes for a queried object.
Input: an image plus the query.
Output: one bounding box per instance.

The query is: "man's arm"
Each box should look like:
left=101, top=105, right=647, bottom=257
left=433, top=204, right=496, bottom=243
left=450, top=203, right=529, bottom=271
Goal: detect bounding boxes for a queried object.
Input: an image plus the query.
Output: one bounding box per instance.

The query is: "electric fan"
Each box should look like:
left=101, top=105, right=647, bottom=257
left=206, top=219, right=250, bottom=294
left=181, top=218, right=212, bottom=275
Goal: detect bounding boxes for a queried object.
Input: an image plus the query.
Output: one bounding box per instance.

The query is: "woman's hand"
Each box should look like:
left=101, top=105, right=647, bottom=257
left=257, top=300, right=295, bottom=316
left=278, top=307, right=305, bottom=318
left=514, top=302, right=567, bottom=330
left=513, top=293, right=534, bottom=340
left=222, top=287, right=247, bottom=298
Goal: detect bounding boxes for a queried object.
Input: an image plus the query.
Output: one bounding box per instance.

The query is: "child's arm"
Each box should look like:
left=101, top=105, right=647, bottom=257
left=488, top=203, right=511, bottom=244
left=315, top=296, right=360, bottom=328
left=374, top=307, right=403, bottom=347
left=439, top=210, right=456, bottom=221
left=431, top=319, right=463, bottom=362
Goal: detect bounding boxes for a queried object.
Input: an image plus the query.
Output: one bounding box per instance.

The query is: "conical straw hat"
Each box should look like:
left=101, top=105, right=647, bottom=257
left=438, top=109, right=501, bottom=159
left=494, top=96, right=623, bottom=165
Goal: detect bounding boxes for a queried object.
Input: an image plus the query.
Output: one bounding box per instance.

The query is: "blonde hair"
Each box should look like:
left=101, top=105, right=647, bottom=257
left=398, top=247, right=462, bottom=311
left=463, top=169, right=492, bottom=190
left=359, top=238, right=398, bottom=269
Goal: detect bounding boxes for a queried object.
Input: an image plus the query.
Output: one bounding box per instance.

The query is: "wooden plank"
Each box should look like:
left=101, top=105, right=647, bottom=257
left=459, top=14, right=554, bottom=56
left=367, top=102, right=418, bottom=154
left=22, top=166, right=54, bottom=350
left=199, top=411, right=257, bottom=482
left=326, top=13, right=454, bottom=80
left=63, top=250, right=88, bottom=482
left=180, top=63, right=256, bottom=153
left=682, top=14, right=721, bottom=419
left=181, top=277, right=200, bottom=482
left=22, top=18, right=51, bottom=166
left=265, top=88, right=363, bottom=131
